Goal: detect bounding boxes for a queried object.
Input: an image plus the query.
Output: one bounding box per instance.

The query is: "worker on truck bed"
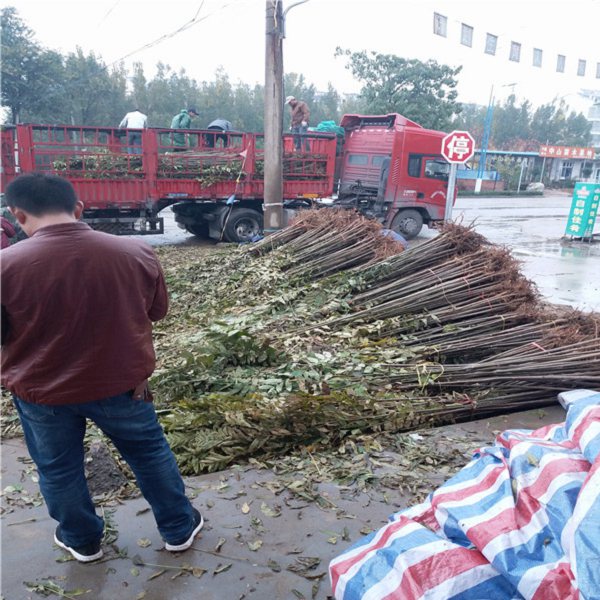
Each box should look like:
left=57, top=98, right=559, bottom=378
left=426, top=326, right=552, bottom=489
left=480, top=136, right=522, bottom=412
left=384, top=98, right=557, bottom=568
left=170, top=107, right=199, bottom=149
left=119, top=108, right=148, bottom=155
left=1, top=173, right=203, bottom=563
left=204, top=118, right=232, bottom=148
left=285, top=96, right=310, bottom=152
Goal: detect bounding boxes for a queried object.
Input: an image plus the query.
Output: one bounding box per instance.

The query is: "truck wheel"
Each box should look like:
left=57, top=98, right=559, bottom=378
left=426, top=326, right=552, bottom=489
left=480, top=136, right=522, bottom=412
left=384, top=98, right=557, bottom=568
left=224, top=208, right=263, bottom=243
left=185, top=223, right=209, bottom=238
left=391, top=209, right=423, bottom=240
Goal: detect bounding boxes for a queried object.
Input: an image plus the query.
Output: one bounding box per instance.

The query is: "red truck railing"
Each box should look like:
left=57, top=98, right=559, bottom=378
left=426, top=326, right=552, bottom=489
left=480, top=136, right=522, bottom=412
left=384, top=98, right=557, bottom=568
left=1, top=124, right=337, bottom=213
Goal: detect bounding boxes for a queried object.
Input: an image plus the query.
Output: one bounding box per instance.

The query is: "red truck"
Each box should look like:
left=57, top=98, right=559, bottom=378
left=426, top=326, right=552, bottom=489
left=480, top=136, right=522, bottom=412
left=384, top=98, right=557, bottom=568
left=1, top=114, right=452, bottom=242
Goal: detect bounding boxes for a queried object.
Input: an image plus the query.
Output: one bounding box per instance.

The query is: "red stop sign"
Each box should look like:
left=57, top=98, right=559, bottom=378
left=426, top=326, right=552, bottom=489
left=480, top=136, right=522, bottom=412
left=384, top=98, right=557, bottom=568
left=441, top=130, right=475, bottom=164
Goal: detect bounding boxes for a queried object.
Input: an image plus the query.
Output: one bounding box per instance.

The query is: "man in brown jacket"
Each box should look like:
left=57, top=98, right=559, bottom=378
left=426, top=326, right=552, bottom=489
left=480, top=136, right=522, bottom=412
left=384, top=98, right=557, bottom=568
left=1, top=173, right=203, bottom=563
left=285, top=95, right=310, bottom=151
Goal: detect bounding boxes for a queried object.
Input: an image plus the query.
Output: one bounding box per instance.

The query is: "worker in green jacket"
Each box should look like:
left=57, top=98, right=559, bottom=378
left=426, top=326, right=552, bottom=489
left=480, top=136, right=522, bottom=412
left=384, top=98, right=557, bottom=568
left=170, top=107, right=199, bottom=148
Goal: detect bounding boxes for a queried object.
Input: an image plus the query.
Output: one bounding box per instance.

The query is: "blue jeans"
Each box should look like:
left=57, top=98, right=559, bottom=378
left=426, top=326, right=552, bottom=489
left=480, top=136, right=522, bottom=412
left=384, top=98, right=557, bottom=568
left=292, top=124, right=309, bottom=151
left=128, top=132, right=142, bottom=155
left=13, top=393, right=195, bottom=548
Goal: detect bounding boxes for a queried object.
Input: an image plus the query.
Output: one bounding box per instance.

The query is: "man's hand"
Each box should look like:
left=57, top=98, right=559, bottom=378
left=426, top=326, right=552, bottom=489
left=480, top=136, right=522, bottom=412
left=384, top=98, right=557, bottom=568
left=301, top=121, right=307, bottom=127
left=132, top=380, right=153, bottom=402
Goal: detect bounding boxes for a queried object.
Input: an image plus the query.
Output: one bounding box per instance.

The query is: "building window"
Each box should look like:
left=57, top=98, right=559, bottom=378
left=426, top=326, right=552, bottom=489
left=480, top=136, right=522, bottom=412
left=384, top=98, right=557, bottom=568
left=533, top=48, right=543, bottom=67
left=433, top=13, right=447, bottom=37
left=597, top=62, right=600, bottom=78
left=509, top=42, right=521, bottom=62
left=577, top=59, right=586, bottom=76
left=485, top=33, right=497, bottom=55
left=561, top=161, right=573, bottom=179
left=557, top=54, right=566, bottom=73
left=461, top=24, right=473, bottom=47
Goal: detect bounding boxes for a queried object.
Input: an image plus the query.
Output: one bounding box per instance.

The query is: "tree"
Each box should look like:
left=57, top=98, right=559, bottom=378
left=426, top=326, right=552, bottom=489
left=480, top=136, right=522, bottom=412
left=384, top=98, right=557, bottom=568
left=146, top=62, right=202, bottom=128
left=61, top=48, right=127, bottom=125
left=491, top=95, right=532, bottom=149
left=1, top=7, right=64, bottom=123
left=529, top=100, right=590, bottom=146
left=129, top=62, right=150, bottom=115
left=562, top=112, right=591, bottom=146
left=452, top=103, right=486, bottom=143
left=335, top=48, right=462, bottom=130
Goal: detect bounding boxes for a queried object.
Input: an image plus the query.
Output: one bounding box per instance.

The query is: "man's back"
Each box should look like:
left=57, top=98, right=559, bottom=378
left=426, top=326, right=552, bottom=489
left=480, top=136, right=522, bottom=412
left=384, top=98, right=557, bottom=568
left=1, top=222, right=168, bottom=405
left=120, top=110, right=147, bottom=129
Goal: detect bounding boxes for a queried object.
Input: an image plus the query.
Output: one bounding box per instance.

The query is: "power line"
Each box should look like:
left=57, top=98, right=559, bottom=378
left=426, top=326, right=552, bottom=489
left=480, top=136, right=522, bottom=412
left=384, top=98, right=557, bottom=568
left=108, top=0, right=237, bottom=67
left=97, top=0, right=122, bottom=28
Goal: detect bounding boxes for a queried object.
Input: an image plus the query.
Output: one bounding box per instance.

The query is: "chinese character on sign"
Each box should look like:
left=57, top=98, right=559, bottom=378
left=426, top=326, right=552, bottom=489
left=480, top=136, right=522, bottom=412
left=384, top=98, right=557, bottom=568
left=539, top=145, right=595, bottom=159
left=441, top=131, right=475, bottom=164
left=565, top=183, right=600, bottom=239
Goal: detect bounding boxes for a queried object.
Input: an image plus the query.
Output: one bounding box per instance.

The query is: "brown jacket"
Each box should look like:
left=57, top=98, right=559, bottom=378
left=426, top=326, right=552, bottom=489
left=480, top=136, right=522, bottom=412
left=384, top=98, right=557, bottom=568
left=1, top=222, right=168, bottom=405
left=290, top=100, right=310, bottom=127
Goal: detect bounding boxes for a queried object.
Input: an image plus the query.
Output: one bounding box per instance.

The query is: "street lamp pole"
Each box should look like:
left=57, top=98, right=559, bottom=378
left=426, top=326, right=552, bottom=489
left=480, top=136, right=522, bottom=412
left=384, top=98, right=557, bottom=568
left=475, top=83, right=516, bottom=194
left=475, top=86, right=494, bottom=194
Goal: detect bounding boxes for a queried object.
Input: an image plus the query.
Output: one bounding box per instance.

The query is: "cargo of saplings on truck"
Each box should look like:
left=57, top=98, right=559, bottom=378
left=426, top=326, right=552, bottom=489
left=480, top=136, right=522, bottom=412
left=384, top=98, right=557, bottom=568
left=1, top=113, right=455, bottom=242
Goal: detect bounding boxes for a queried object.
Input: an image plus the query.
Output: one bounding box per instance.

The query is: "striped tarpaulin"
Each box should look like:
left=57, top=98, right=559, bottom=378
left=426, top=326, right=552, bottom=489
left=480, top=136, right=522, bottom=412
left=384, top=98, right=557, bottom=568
left=330, top=391, right=600, bottom=600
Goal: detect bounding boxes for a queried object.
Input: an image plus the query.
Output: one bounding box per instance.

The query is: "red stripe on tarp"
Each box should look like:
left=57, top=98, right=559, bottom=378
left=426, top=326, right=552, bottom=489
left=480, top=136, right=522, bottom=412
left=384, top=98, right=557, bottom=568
left=330, top=516, right=415, bottom=592
left=465, top=458, right=588, bottom=548
left=570, top=407, right=600, bottom=448
left=431, top=465, right=506, bottom=507
left=381, top=546, right=488, bottom=600
left=530, top=562, right=578, bottom=600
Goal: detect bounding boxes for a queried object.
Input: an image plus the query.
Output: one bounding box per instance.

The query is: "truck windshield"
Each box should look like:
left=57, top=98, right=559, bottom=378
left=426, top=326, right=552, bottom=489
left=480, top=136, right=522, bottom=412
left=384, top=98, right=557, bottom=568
left=424, top=159, right=450, bottom=180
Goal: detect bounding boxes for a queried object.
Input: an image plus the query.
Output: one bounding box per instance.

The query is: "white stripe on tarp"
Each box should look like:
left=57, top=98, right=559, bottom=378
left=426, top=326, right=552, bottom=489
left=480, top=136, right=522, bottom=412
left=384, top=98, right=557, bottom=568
left=579, top=420, right=600, bottom=455
left=514, top=451, right=583, bottom=492
left=565, top=467, right=600, bottom=584
left=516, top=561, right=556, bottom=598
left=435, top=468, right=508, bottom=531
left=360, top=539, right=456, bottom=600
left=537, top=471, right=587, bottom=505
left=460, top=494, right=515, bottom=533
left=333, top=521, right=422, bottom=599
left=432, top=463, right=499, bottom=496
left=419, top=562, right=502, bottom=600
left=481, top=505, right=548, bottom=559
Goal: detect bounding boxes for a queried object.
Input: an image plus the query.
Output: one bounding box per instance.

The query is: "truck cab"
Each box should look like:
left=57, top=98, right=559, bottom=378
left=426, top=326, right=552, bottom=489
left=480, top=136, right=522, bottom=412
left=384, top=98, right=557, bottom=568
left=335, top=114, right=452, bottom=239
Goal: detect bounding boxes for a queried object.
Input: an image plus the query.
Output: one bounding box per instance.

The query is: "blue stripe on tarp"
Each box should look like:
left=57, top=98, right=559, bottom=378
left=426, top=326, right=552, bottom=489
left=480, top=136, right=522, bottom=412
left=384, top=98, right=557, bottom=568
left=446, top=573, right=522, bottom=600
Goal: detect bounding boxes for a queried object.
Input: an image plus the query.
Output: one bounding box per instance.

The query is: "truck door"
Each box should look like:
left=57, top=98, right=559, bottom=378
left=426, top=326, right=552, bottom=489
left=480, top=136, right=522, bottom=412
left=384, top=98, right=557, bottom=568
left=405, top=153, right=450, bottom=220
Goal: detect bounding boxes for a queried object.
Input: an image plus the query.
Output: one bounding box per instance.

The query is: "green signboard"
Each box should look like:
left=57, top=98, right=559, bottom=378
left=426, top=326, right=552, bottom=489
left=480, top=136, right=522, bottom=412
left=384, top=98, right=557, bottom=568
left=565, top=183, right=600, bottom=238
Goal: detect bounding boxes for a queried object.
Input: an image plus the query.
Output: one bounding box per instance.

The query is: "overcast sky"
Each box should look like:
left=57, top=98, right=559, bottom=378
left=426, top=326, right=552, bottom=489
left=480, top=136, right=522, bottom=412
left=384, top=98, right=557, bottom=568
left=10, top=0, right=600, bottom=114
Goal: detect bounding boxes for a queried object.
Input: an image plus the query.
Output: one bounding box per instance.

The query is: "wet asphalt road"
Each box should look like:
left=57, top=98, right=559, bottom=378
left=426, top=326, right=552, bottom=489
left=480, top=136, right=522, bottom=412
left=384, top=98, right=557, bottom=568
left=140, top=193, right=600, bottom=312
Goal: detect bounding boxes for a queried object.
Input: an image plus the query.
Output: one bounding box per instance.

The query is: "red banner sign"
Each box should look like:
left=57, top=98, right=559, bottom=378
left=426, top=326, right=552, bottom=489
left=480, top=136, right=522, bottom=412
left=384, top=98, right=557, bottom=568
left=539, top=145, right=595, bottom=159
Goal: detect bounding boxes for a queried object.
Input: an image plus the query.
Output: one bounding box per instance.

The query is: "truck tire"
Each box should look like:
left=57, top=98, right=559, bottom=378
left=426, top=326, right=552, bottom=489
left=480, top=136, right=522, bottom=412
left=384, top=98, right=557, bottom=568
left=223, top=208, right=263, bottom=243
left=185, top=223, right=209, bottom=238
left=391, top=209, right=423, bottom=240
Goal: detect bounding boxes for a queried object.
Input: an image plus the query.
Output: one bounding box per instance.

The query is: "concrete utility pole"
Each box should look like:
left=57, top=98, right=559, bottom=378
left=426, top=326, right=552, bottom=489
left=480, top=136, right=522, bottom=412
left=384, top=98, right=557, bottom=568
left=263, top=0, right=284, bottom=234
left=263, top=0, right=308, bottom=234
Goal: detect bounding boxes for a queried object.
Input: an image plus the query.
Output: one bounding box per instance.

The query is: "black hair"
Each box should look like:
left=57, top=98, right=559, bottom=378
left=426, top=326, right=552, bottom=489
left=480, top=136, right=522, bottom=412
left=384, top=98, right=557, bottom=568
left=5, top=173, right=78, bottom=216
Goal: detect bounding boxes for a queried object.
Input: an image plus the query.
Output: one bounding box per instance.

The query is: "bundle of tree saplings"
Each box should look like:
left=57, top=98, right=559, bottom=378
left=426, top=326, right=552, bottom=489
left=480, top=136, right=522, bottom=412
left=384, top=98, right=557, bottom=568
left=151, top=213, right=600, bottom=474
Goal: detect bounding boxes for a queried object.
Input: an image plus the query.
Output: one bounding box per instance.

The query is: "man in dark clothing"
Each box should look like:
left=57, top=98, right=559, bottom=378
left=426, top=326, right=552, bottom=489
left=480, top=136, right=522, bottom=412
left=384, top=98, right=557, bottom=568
left=170, top=107, right=199, bottom=148
left=1, top=173, right=202, bottom=563
left=204, top=118, right=232, bottom=148
left=285, top=96, right=310, bottom=151
left=1, top=215, right=16, bottom=248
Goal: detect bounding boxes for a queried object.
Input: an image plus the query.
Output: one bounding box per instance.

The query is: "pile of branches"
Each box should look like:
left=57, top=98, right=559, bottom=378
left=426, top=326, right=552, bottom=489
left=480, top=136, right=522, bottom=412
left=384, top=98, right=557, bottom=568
left=52, top=149, right=143, bottom=179
left=248, top=208, right=404, bottom=280
left=152, top=215, right=600, bottom=474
